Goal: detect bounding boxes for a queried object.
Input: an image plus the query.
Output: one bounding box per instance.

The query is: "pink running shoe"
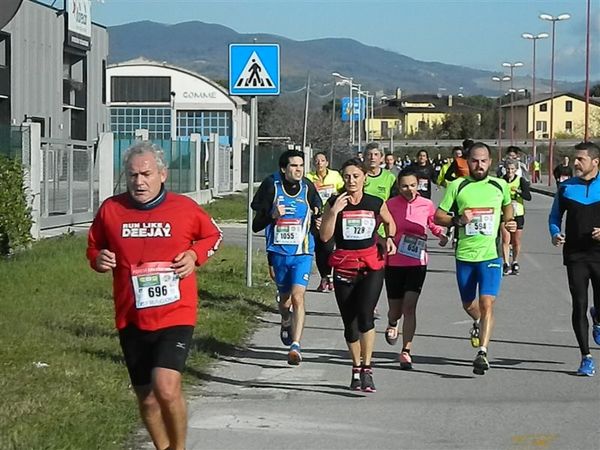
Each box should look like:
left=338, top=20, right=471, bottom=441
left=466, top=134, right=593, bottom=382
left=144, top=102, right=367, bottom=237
left=399, top=351, right=413, bottom=370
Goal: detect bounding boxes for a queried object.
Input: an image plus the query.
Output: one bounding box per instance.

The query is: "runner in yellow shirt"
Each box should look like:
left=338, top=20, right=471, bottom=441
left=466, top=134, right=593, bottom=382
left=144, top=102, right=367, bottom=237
left=307, top=152, right=344, bottom=292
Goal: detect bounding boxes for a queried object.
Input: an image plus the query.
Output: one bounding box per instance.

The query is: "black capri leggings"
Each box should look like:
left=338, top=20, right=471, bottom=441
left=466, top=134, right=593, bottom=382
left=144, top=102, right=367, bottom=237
left=566, top=261, right=600, bottom=355
left=333, top=268, right=385, bottom=343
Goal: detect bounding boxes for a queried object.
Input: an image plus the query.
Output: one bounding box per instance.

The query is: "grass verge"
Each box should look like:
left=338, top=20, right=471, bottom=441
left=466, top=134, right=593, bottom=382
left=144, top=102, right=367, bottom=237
left=202, top=192, right=248, bottom=222
left=0, top=235, right=274, bottom=449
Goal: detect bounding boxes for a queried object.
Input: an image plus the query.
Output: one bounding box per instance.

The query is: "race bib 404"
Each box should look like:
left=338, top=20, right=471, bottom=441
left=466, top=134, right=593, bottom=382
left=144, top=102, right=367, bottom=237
left=131, top=262, right=180, bottom=309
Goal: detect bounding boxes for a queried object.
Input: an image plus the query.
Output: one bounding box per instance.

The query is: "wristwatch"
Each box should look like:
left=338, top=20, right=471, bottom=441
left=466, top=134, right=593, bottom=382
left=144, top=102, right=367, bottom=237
left=451, top=216, right=462, bottom=227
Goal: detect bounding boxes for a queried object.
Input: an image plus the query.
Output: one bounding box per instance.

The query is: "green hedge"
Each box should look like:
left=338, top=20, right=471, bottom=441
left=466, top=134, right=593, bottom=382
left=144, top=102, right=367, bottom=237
left=0, top=155, right=32, bottom=255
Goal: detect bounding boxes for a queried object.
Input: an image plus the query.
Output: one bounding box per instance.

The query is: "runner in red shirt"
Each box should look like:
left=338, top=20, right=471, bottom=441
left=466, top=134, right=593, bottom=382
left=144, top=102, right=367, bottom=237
left=87, top=141, right=222, bottom=450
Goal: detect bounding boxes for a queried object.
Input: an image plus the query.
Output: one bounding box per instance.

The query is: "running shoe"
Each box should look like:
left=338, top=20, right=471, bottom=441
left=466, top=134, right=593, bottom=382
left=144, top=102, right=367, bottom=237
left=503, top=263, right=512, bottom=276
left=590, top=307, right=600, bottom=346
left=511, top=262, right=520, bottom=276
left=360, top=367, right=376, bottom=393
left=349, top=367, right=361, bottom=391
left=287, top=343, right=302, bottom=365
left=316, top=278, right=329, bottom=293
left=327, top=275, right=335, bottom=292
left=473, top=351, right=490, bottom=375
left=399, top=351, right=413, bottom=370
left=385, top=323, right=399, bottom=346
left=577, top=355, right=596, bottom=376
left=470, top=323, right=480, bottom=348
left=280, top=318, right=293, bottom=346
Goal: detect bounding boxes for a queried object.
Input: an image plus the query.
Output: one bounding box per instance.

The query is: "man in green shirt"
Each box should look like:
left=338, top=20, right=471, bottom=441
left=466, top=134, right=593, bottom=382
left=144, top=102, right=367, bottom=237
left=434, top=142, right=517, bottom=375
left=363, top=142, right=398, bottom=201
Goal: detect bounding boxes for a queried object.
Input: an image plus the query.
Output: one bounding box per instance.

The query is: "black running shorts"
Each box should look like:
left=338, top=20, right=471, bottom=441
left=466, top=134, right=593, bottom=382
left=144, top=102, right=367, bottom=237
left=384, top=265, right=428, bottom=297
left=118, top=325, right=194, bottom=386
left=515, top=216, right=525, bottom=230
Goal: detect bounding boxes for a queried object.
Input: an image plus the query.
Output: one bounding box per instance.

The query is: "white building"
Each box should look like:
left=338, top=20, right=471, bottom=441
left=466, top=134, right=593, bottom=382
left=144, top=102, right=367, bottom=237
left=106, top=60, right=249, bottom=191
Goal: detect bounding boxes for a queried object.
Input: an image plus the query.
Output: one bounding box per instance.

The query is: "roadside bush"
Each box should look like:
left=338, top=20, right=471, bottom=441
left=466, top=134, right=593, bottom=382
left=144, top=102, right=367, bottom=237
left=0, top=155, right=32, bottom=255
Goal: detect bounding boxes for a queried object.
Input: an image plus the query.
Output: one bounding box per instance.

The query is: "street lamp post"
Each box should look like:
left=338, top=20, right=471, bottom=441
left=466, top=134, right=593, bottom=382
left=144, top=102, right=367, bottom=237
left=540, top=12, right=570, bottom=186
left=353, top=84, right=362, bottom=154
left=584, top=0, right=591, bottom=141
left=522, top=32, right=549, bottom=181
left=367, top=93, right=374, bottom=142
left=332, top=72, right=353, bottom=149
left=502, top=61, right=524, bottom=146
left=492, top=75, right=511, bottom=160
left=329, top=74, right=337, bottom=162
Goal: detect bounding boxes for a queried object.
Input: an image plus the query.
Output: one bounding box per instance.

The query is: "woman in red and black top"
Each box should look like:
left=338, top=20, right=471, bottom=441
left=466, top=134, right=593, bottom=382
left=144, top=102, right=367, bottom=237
left=320, top=158, right=396, bottom=393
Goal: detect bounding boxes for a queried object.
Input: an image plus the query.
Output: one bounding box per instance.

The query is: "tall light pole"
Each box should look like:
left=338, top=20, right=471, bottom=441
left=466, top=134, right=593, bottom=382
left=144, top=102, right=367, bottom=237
left=353, top=84, right=362, bottom=153
left=522, top=32, right=549, bottom=178
left=301, top=73, right=310, bottom=170
left=502, top=61, right=524, bottom=146
left=329, top=74, right=337, bottom=162
left=366, top=93, right=374, bottom=142
left=540, top=12, right=570, bottom=186
left=332, top=72, right=353, bottom=149
left=492, top=75, right=511, bottom=160
left=584, top=0, right=591, bottom=141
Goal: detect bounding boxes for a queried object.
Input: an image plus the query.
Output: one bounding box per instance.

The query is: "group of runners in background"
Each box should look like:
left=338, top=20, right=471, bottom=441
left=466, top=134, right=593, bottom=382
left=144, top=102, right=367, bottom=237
left=251, top=139, right=600, bottom=391
left=86, top=139, right=599, bottom=449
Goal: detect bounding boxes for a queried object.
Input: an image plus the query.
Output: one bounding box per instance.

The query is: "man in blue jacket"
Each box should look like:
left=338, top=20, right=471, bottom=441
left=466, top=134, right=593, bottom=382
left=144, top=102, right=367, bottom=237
left=549, top=141, right=600, bottom=376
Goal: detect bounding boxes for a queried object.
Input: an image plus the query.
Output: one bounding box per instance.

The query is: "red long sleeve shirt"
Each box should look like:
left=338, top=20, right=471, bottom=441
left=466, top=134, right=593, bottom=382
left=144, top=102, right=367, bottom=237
left=87, top=192, right=222, bottom=331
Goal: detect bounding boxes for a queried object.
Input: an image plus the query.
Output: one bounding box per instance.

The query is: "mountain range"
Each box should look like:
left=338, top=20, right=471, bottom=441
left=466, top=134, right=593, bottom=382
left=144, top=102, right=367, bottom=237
left=108, top=20, right=588, bottom=98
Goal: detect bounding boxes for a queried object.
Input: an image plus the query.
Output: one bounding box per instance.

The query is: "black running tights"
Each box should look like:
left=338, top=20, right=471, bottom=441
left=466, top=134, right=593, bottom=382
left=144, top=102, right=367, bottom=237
left=566, top=261, right=600, bottom=355
left=333, top=268, right=384, bottom=343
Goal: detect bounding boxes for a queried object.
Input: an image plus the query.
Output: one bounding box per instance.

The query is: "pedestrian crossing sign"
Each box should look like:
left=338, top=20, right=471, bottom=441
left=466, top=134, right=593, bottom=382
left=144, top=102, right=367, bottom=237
left=229, top=44, right=280, bottom=96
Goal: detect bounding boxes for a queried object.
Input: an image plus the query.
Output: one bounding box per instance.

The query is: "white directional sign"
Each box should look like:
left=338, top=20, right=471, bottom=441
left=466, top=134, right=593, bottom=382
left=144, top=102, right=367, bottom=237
left=229, top=44, right=280, bottom=96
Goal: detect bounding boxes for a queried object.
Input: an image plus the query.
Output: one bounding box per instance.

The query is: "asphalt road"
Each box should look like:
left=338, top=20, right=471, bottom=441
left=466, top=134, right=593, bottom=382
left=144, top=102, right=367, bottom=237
left=170, top=190, right=599, bottom=450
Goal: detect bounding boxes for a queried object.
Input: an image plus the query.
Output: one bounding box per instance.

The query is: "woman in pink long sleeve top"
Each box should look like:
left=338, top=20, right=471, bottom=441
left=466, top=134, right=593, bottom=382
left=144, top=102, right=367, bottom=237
left=384, top=168, right=448, bottom=369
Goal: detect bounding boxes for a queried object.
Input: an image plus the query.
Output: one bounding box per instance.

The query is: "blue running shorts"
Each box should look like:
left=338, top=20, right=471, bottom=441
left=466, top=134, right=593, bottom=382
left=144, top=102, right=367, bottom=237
left=455, top=257, right=503, bottom=302
left=269, top=252, right=313, bottom=294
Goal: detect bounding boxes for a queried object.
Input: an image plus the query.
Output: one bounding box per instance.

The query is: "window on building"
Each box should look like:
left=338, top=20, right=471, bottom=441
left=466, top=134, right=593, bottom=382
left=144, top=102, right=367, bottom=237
left=110, top=107, right=172, bottom=140
left=63, top=50, right=87, bottom=108
left=0, top=33, right=8, bottom=67
left=536, top=121, right=547, bottom=132
left=565, top=121, right=573, bottom=132
left=0, top=33, right=10, bottom=104
left=101, top=60, right=106, bottom=105
left=381, top=121, right=389, bottom=138
left=111, top=77, right=171, bottom=103
left=71, top=109, right=86, bottom=140
left=176, top=110, right=232, bottom=145
left=63, top=48, right=87, bottom=140
left=540, top=103, right=547, bottom=112
left=565, top=100, right=573, bottom=112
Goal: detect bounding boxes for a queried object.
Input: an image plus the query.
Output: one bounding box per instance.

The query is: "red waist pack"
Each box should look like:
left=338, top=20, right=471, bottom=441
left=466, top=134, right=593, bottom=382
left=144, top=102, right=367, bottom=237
left=328, top=246, right=384, bottom=276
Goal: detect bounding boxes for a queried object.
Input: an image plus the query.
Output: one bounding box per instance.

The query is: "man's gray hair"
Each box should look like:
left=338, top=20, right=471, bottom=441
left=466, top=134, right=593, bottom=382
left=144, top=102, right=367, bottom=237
left=504, top=158, right=518, bottom=169
left=123, top=141, right=168, bottom=171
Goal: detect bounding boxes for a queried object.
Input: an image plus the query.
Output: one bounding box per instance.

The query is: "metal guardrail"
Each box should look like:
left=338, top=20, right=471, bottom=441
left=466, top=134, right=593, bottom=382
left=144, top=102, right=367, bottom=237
left=377, top=139, right=584, bottom=148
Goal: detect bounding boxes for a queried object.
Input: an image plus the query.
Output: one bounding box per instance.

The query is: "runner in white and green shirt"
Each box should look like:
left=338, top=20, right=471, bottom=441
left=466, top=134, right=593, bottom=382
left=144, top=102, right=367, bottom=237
left=434, top=142, right=517, bottom=375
